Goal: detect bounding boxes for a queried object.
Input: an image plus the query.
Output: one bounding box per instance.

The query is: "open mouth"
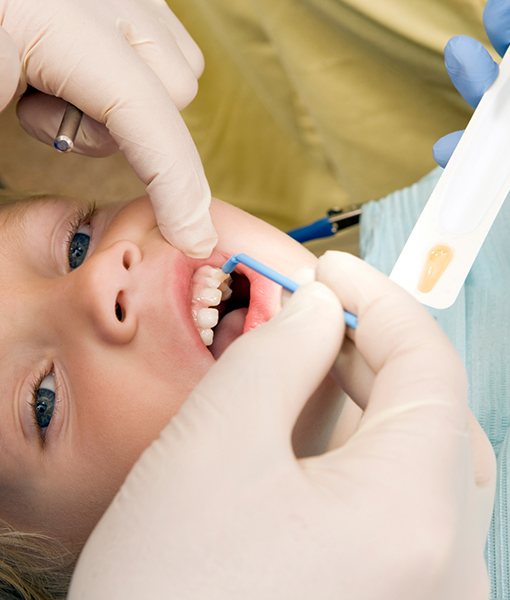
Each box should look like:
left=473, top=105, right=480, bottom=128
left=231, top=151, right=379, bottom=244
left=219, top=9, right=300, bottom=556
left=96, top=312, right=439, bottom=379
left=191, top=265, right=251, bottom=359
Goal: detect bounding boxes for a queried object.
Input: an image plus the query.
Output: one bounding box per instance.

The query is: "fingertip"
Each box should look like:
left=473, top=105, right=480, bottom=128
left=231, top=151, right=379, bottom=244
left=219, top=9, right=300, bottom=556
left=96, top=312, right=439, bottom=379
left=290, top=266, right=316, bottom=286
left=276, top=281, right=343, bottom=346
left=192, top=47, right=205, bottom=79
left=432, top=142, right=448, bottom=169
left=179, top=234, right=218, bottom=259
left=293, top=279, right=343, bottom=310
left=184, top=240, right=218, bottom=259
left=432, top=130, right=464, bottom=168
left=444, top=35, right=499, bottom=108
left=160, top=219, right=218, bottom=259
left=319, top=250, right=360, bottom=279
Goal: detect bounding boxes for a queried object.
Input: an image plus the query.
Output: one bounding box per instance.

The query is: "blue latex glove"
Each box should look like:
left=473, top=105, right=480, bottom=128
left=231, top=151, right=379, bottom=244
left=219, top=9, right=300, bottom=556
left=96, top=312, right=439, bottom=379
left=433, top=0, right=510, bottom=167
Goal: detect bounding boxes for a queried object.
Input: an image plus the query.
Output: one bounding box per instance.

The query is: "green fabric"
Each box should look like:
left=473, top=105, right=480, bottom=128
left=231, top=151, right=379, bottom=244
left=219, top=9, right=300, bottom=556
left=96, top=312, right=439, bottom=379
left=361, top=168, right=510, bottom=600
left=171, top=0, right=488, bottom=230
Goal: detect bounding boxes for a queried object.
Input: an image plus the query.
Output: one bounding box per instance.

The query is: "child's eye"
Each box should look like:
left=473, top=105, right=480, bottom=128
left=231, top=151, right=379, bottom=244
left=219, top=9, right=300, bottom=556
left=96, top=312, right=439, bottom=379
left=69, top=228, right=91, bottom=269
left=32, top=373, right=56, bottom=433
left=66, top=203, right=96, bottom=270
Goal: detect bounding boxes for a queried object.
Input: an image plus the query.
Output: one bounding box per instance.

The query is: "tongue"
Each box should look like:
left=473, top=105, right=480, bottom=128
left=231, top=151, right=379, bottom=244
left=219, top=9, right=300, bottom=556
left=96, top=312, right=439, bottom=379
left=210, top=308, right=247, bottom=359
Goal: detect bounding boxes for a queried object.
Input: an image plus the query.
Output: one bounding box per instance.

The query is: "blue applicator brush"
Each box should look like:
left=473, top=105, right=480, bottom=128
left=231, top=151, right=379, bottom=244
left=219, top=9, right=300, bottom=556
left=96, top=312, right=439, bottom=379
left=221, top=253, right=358, bottom=329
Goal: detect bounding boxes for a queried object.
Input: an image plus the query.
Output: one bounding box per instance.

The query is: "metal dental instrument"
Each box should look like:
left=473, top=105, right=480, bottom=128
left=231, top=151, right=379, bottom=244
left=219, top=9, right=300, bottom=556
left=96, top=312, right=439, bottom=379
left=287, top=206, right=362, bottom=243
left=221, top=253, right=358, bottom=329
left=54, top=103, right=83, bottom=152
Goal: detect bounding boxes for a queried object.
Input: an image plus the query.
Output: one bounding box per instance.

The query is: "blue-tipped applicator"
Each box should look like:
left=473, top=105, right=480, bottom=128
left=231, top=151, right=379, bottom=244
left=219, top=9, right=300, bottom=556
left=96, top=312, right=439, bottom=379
left=221, top=253, right=358, bottom=329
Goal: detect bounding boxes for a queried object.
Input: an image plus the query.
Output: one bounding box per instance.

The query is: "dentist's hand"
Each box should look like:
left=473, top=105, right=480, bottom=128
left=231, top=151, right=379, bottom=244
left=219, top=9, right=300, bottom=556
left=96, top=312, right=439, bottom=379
left=433, top=0, right=506, bottom=167
left=0, top=0, right=216, bottom=257
left=68, top=252, right=495, bottom=600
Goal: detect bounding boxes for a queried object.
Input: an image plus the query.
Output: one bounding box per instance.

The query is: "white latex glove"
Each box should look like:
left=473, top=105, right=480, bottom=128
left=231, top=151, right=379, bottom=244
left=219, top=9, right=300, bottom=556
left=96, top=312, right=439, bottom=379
left=69, top=252, right=495, bottom=600
left=0, top=0, right=216, bottom=257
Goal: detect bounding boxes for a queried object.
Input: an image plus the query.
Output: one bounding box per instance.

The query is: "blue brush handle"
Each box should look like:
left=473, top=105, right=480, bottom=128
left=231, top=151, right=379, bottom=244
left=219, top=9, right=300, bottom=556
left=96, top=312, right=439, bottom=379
left=222, top=253, right=358, bottom=328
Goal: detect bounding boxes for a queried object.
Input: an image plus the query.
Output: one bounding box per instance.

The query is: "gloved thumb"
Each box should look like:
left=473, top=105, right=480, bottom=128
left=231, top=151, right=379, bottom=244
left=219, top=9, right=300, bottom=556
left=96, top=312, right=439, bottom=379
left=432, top=130, right=464, bottom=168
left=16, top=92, right=118, bottom=157
left=179, top=281, right=344, bottom=457
left=0, top=28, right=20, bottom=112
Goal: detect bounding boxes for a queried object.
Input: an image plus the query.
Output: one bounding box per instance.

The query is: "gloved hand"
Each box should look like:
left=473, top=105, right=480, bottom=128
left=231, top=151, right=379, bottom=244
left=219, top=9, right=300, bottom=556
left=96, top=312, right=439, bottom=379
left=0, top=0, right=216, bottom=257
left=68, top=252, right=495, bottom=600
left=433, top=0, right=508, bottom=167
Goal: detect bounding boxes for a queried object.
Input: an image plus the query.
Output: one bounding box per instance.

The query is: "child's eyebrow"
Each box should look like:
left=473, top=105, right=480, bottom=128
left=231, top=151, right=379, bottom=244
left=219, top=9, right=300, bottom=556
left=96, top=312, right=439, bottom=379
left=0, top=203, right=32, bottom=250
left=0, top=196, right=66, bottom=247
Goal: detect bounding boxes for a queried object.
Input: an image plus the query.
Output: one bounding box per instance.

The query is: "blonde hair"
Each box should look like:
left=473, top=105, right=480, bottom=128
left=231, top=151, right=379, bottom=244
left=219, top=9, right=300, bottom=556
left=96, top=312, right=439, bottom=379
left=0, top=188, right=78, bottom=599
left=0, top=520, right=76, bottom=599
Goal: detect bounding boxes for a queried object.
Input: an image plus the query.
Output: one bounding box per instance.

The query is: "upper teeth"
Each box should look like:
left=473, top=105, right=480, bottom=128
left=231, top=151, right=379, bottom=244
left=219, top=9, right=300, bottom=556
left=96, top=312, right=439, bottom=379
left=191, top=265, right=232, bottom=346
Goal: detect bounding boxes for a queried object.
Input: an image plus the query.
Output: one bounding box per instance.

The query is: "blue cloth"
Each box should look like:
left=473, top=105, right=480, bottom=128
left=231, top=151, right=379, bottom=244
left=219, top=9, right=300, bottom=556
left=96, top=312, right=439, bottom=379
left=360, top=168, right=510, bottom=599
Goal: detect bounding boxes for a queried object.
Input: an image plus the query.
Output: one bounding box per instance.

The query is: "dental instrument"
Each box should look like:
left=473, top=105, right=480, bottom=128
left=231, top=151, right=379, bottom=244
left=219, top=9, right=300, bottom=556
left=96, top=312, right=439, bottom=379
left=287, top=206, right=362, bottom=243
left=221, top=253, right=358, bottom=329
left=391, top=50, right=510, bottom=309
left=54, top=103, right=83, bottom=152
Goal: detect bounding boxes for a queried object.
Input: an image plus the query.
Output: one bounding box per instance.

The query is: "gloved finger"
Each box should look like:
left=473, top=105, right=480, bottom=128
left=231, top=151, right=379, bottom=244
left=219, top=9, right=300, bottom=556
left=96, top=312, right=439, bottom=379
left=484, top=0, right=510, bottom=57
left=291, top=265, right=377, bottom=411
left=25, top=27, right=216, bottom=257
left=159, top=9, right=204, bottom=78
left=316, top=251, right=466, bottom=423
left=444, top=35, right=499, bottom=108
left=183, top=282, right=344, bottom=457
left=330, top=337, right=375, bottom=411
left=119, top=19, right=199, bottom=110
left=328, top=282, right=494, bottom=507
left=432, top=130, right=464, bottom=167
left=128, top=0, right=204, bottom=78
left=317, top=252, right=467, bottom=480
left=315, top=252, right=485, bottom=497
left=0, top=27, right=21, bottom=112
left=16, top=92, right=118, bottom=157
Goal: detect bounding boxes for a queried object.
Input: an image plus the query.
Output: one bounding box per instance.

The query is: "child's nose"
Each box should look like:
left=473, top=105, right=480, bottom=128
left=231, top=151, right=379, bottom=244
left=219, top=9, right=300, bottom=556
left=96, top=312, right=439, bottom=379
left=65, top=240, right=142, bottom=344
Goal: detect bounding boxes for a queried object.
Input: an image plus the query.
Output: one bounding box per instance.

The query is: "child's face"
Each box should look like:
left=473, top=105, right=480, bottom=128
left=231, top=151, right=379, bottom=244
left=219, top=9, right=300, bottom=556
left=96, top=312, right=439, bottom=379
left=0, top=195, right=315, bottom=547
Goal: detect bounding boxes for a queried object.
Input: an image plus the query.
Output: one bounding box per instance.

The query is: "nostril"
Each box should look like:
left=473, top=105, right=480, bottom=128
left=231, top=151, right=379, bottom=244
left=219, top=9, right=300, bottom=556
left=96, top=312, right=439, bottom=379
left=122, top=247, right=136, bottom=270
left=119, top=241, right=142, bottom=271
left=115, top=301, right=124, bottom=322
